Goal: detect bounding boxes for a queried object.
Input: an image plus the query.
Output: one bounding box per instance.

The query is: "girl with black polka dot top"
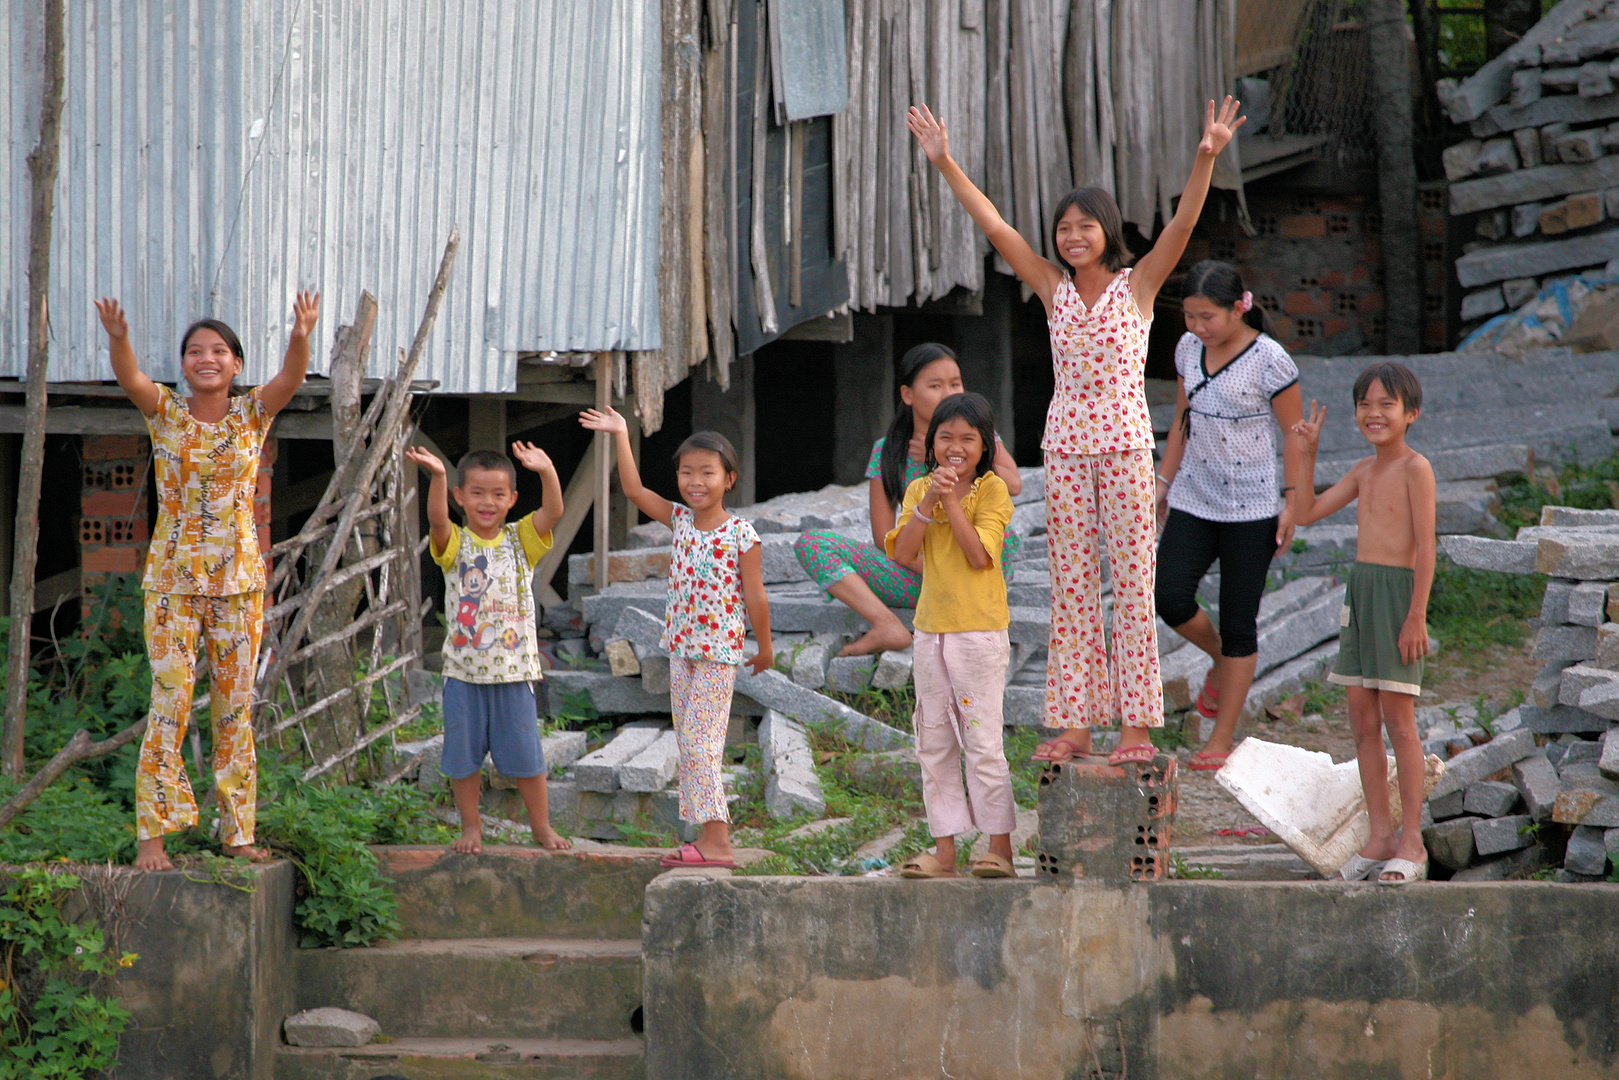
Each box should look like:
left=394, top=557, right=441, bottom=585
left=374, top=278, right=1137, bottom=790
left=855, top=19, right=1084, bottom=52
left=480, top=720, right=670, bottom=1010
left=1154, top=261, right=1306, bottom=771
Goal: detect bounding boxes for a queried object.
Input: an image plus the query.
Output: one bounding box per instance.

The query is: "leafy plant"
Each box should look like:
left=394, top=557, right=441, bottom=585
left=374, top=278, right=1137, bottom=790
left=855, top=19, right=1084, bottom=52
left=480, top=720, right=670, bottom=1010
left=0, top=778, right=135, bottom=867
left=1171, top=853, right=1223, bottom=880
left=0, top=868, right=135, bottom=1079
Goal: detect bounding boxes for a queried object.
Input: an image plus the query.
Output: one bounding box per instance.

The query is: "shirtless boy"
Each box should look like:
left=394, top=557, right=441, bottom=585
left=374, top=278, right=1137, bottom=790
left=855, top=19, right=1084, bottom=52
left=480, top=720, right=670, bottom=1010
left=1291, top=362, right=1436, bottom=885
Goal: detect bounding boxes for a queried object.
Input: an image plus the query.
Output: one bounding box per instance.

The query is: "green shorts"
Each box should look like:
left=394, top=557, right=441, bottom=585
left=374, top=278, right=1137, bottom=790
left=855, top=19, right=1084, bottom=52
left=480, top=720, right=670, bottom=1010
left=1328, top=562, right=1424, bottom=696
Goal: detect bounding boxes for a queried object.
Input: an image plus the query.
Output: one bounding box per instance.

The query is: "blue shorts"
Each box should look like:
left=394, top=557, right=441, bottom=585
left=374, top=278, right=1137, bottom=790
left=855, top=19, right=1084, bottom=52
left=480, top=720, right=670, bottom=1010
left=440, top=678, right=546, bottom=780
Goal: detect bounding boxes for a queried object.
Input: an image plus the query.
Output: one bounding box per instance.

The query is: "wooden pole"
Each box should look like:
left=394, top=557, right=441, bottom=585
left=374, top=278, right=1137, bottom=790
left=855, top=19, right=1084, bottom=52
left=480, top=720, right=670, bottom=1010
left=1367, top=0, right=1422, bottom=353
left=593, top=352, right=612, bottom=593
left=4, top=0, right=66, bottom=779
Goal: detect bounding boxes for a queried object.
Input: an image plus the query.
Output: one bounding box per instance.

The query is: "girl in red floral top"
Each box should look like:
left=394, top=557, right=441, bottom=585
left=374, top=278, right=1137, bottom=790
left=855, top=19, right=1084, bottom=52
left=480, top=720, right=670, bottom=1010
left=581, top=407, right=772, bottom=868
left=910, top=97, right=1245, bottom=766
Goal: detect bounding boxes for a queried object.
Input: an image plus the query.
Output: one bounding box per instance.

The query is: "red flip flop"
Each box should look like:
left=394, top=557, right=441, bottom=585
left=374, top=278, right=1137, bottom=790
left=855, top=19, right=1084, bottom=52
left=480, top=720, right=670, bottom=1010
left=659, top=842, right=736, bottom=869
left=1108, top=743, right=1157, bottom=767
left=1195, top=673, right=1219, bottom=719
left=1189, top=751, right=1229, bottom=772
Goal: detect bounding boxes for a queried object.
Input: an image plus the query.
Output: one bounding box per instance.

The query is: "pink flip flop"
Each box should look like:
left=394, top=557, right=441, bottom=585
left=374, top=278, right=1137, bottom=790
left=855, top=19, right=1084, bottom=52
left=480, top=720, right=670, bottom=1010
left=1195, top=673, right=1219, bottom=719
left=1188, top=750, right=1229, bottom=772
left=1107, top=743, right=1157, bottom=767
left=659, top=842, right=736, bottom=869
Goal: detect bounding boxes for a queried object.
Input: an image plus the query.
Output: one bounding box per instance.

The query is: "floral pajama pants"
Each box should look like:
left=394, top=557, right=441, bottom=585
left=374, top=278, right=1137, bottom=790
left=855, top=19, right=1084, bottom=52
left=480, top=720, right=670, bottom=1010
left=794, top=529, right=1022, bottom=608
left=669, top=655, right=737, bottom=824
left=137, top=590, right=263, bottom=845
left=912, top=630, right=1017, bottom=839
left=1044, top=449, right=1162, bottom=729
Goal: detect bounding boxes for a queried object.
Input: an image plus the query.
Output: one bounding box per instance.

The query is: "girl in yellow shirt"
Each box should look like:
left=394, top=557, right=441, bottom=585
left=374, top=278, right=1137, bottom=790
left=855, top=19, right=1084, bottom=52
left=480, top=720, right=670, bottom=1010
left=886, top=393, right=1017, bottom=879
left=96, top=292, right=319, bottom=872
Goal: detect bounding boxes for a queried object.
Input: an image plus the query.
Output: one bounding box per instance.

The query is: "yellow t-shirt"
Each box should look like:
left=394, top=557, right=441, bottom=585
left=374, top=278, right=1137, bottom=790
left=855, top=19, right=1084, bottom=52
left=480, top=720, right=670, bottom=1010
left=431, top=515, right=554, bottom=683
left=143, top=385, right=271, bottom=596
left=885, top=472, right=1012, bottom=634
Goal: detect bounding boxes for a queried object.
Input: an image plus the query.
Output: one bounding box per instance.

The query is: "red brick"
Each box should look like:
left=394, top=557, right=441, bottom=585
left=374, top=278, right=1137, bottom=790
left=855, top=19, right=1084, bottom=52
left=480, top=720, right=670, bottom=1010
left=1280, top=215, right=1326, bottom=238
left=1356, top=292, right=1384, bottom=313
left=1347, top=266, right=1372, bottom=286
left=1316, top=270, right=1347, bottom=289
left=1284, top=291, right=1331, bottom=315
left=82, top=546, right=143, bottom=574
left=1320, top=196, right=1362, bottom=212
left=82, top=434, right=149, bottom=461
left=82, top=490, right=144, bottom=517
left=1322, top=316, right=1350, bottom=336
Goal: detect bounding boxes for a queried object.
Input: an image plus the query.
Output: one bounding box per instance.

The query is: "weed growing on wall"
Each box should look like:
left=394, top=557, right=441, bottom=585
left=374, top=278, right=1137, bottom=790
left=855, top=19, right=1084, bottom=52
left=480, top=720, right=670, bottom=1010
left=0, top=868, right=136, bottom=1079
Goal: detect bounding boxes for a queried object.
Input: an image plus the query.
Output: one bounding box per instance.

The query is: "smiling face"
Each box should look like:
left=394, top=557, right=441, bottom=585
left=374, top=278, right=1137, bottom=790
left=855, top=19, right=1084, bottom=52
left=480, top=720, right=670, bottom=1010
left=180, top=327, right=243, bottom=395
left=1182, top=294, right=1248, bottom=348
left=1354, top=377, right=1419, bottom=447
left=898, top=358, right=964, bottom=427
left=452, top=465, right=519, bottom=536
left=677, top=448, right=734, bottom=511
left=930, top=416, right=986, bottom=476
left=1054, top=204, right=1107, bottom=272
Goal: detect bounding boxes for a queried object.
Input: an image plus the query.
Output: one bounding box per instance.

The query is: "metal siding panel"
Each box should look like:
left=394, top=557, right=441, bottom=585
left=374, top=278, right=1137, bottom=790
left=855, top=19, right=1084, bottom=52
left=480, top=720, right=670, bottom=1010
left=4, top=0, right=662, bottom=393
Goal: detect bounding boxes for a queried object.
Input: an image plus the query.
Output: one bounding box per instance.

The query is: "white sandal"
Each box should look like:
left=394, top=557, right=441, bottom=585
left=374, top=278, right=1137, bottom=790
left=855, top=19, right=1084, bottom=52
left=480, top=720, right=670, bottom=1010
left=1335, top=854, right=1384, bottom=881
left=1377, top=857, right=1428, bottom=885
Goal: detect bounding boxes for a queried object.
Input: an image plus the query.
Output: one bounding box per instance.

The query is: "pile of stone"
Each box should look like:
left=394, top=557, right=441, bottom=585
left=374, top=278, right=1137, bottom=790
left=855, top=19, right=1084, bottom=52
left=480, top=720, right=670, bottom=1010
left=1434, top=505, right=1619, bottom=880
left=1438, top=0, right=1619, bottom=346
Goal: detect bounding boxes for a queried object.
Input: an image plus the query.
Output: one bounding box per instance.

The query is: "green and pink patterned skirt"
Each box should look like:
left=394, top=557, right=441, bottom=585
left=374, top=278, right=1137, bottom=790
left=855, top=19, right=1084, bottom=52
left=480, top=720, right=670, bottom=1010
left=793, top=530, right=1021, bottom=608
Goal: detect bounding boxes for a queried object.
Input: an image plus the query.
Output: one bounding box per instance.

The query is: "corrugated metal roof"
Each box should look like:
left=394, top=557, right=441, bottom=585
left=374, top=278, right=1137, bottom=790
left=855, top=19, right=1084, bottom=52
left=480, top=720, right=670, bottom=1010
left=2, top=0, right=662, bottom=394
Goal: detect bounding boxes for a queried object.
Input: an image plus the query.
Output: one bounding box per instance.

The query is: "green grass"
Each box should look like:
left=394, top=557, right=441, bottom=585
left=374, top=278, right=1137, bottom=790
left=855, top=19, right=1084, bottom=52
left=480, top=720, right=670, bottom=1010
left=1494, top=453, right=1619, bottom=532
left=1426, top=556, right=1544, bottom=657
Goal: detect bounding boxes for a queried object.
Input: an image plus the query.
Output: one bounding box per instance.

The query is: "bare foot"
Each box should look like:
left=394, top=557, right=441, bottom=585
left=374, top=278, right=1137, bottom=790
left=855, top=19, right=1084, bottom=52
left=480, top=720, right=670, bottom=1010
left=221, top=843, right=272, bottom=863
left=694, top=839, right=735, bottom=862
left=534, top=825, right=573, bottom=851
left=134, top=837, right=174, bottom=872
left=838, top=623, right=913, bottom=657
left=452, top=828, right=483, bottom=854
left=1031, top=729, right=1091, bottom=762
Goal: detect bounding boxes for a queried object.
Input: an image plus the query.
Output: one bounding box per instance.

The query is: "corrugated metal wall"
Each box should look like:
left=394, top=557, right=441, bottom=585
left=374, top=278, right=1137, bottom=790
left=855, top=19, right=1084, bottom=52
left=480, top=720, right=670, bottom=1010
left=1, top=0, right=661, bottom=393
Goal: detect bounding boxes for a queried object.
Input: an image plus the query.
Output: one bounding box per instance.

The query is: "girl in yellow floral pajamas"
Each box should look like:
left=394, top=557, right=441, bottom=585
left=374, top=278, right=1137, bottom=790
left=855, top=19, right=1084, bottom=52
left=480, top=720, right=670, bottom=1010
left=96, top=291, right=320, bottom=871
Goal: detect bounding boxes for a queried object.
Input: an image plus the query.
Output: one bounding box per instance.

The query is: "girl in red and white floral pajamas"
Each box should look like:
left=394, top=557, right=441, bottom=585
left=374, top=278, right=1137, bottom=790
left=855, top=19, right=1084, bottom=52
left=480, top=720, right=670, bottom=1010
left=911, top=97, right=1247, bottom=765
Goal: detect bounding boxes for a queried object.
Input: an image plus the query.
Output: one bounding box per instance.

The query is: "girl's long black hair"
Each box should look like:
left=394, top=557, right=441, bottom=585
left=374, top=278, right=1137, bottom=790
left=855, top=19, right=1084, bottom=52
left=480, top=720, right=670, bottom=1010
left=1183, top=260, right=1269, bottom=333
left=880, top=343, right=958, bottom=510
left=923, top=392, right=997, bottom=482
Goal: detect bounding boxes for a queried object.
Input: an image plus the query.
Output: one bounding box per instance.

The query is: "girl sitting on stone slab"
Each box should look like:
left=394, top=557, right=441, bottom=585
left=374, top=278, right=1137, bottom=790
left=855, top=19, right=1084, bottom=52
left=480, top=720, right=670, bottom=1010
left=792, top=342, right=1022, bottom=657
left=888, top=393, right=1018, bottom=879
left=1154, top=261, right=1306, bottom=771
left=580, top=406, right=774, bottom=870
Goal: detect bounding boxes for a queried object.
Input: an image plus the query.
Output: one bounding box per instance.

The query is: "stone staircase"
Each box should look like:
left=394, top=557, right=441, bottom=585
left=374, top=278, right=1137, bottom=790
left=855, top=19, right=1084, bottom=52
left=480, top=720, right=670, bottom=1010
left=274, top=845, right=666, bottom=1079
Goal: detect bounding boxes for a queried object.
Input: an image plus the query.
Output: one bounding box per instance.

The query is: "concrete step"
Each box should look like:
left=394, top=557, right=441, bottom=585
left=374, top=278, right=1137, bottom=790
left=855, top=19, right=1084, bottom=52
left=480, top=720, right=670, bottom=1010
left=375, top=846, right=666, bottom=940
left=294, top=937, right=642, bottom=1041
left=275, top=1036, right=644, bottom=1080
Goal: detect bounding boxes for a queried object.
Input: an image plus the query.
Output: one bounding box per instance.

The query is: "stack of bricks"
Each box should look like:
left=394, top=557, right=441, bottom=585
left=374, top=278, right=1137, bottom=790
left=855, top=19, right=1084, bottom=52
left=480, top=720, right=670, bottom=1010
left=79, top=434, right=150, bottom=594
left=1034, top=753, right=1178, bottom=883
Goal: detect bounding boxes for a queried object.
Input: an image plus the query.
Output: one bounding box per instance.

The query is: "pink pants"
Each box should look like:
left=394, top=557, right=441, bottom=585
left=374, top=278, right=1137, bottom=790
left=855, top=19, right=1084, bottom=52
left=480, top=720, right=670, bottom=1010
left=1044, top=449, right=1163, bottom=729
left=913, top=629, right=1018, bottom=838
left=669, top=655, right=736, bottom=824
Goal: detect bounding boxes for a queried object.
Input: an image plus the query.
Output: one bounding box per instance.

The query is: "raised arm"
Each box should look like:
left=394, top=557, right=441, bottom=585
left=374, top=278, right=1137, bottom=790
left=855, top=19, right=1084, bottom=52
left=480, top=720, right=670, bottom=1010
left=579, top=406, right=674, bottom=527
left=405, top=445, right=454, bottom=555
left=95, top=298, right=161, bottom=416
left=909, top=105, right=1066, bottom=308
left=1131, top=98, right=1246, bottom=314
left=1289, top=401, right=1358, bottom=525
left=511, top=441, right=566, bottom=537
left=259, top=290, right=321, bottom=416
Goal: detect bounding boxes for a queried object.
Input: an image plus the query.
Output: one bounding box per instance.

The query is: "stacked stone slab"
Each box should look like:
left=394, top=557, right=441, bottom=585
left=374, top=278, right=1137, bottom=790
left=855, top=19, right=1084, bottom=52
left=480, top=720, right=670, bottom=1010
left=1439, top=505, right=1619, bottom=880
left=1437, top=0, right=1619, bottom=347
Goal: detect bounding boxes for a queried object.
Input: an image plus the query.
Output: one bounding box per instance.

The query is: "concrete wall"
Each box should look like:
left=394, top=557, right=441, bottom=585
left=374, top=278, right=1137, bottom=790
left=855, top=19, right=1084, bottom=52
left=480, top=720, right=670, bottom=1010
left=641, top=875, right=1619, bottom=1079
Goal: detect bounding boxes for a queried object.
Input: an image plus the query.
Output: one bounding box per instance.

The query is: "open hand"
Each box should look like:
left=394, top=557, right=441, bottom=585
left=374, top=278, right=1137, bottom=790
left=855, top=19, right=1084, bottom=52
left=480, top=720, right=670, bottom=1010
left=906, top=104, right=949, bottom=163
left=745, top=646, right=774, bottom=677
left=579, top=406, right=627, bottom=434
left=1198, top=96, right=1247, bottom=158
left=94, top=297, right=129, bottom=340
left=404, top=445, right=447, bottom=477
left=1291, top=400, right=1325, bottom=455
left=1154, top=480, right=1170, bottom=530
left=1398, top=615, right=1429, bottom=666
left=1275, top=505, right=1297, bottom=553
left=291, top=290, right=321, bottom=338
left=511, top=440, right=555, bottom=475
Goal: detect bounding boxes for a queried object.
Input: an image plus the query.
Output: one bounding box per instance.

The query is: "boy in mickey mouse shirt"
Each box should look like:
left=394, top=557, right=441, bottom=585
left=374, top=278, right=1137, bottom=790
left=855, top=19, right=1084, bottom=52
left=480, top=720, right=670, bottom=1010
left=406, top=444, right=572, bottom=854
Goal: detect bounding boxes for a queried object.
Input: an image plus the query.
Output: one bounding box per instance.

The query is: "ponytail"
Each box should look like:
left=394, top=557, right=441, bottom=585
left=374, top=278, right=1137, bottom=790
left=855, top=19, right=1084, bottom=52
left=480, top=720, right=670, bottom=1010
left=1183, top=260, right=1270, bottom=335
left=881, top=343, right=958, bottom=510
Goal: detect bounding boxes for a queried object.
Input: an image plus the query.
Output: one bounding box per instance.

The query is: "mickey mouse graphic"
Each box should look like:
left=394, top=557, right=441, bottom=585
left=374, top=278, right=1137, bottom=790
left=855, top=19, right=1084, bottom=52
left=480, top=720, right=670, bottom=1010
left=450, top=554, right=499, bottom=649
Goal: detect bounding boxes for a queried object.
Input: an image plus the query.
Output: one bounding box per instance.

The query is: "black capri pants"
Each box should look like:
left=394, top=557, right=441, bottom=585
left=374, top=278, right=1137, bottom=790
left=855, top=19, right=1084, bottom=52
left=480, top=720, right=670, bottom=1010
left=1155, top=509, right=1279, bottom=658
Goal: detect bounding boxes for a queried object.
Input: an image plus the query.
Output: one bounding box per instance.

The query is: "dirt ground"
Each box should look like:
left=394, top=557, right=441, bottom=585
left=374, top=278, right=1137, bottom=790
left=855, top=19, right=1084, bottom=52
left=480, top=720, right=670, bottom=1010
left=1174, top=635, right=1543, bottom=846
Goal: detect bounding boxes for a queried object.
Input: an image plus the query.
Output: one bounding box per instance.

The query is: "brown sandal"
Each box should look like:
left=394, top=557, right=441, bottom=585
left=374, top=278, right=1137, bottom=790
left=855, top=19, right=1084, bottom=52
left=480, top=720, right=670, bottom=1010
left=969, top=853, right=1015, bottom=879
left=898, top=852, right=957, bottom=878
